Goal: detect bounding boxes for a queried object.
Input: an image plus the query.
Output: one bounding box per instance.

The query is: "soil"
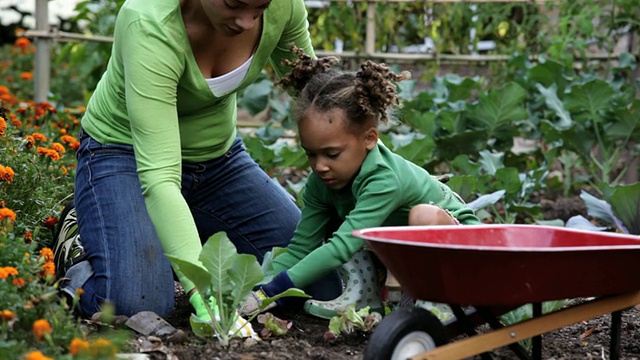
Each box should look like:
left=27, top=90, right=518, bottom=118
left=118, top=195, right=640, bottom=360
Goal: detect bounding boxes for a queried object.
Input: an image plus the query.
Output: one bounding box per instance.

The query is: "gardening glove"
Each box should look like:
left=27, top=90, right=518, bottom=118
left=189, top=291, right=258, bottom=339
left=241, top=270, right=295, bottom=316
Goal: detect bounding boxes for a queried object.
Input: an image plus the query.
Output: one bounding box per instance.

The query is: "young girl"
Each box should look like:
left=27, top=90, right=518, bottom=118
left=241, top=48, right=480, bottom=319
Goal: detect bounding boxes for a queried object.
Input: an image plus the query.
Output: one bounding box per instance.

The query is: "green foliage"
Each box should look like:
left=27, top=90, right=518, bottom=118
left=567, top=183, right=640, bottom=235
left=167, top=232, right=308, bottom=346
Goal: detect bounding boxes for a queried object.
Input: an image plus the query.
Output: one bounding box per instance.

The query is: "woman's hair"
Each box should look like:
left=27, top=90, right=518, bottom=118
left=278, top=46, right=411, bottom=133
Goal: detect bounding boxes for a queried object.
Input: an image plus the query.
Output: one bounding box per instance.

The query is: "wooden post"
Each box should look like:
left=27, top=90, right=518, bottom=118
left=365, top=1, right=376, bottom=55
left=34, top=0, right=50, bottom=103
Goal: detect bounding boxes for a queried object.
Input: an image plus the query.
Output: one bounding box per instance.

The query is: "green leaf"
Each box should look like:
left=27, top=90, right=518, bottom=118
left=609, top=183, right=640, bottom=235
left=166, top=256, right=213, bottom=295
left=402, top=110, right=437, bottom=135
left=564, top=79, right=615, bottom=124
left=528, top=60, right=566, bottom=90
left=228, top=254, right=264, bottom=306
left=445, top=175, right=478, bottom=202
left=467, top=190, right=505, bottom=211
left=200, top=232, right=238, bottom=294
left=607, top=100, right=640, bottom=140
left=255, top=288, right=310, bottom=314
left=238, top=78, right=273, bottom=115
left=495, top=167, right=522, bottom=197
left=579, top=190, right=626, bottom=232
left=535, top=83, right=572, bottom=130
left=384, top=133, right=435, bottom=166
left=190, top=314, right=216, bottom=338
left=478, top=150, right=504, bottom=176
left=468, top=82, right=527, bottom=134
left=276, top=145, right=308, bottom=170
left=434, top=130, right=488, bottom=161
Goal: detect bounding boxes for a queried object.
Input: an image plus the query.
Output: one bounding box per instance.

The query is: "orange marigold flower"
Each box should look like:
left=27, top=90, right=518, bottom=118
left=59, top=128, right=67, bottom=135
left=24, top=230, right=33, bottom=243
left=0, top=310, right=16, bottom=320
left=0, top=165, right=15, bottom=183
left=32, top=132, right=47, bottom=142
left=12, top=118, right=22, bottom=127
left=0, top=266, right=19, bottom=279
left=43, top=216, right=57, bottom=230
left=51, top=142, right=65, bottom=155
left=32, top=319, right=53, bottom=340
left=39, top=248, right=54, bottom=262
left=0, top=208, right=17, bottom=223
left=60, top=135, right=77, bottom=143
left=22, top=135, right=35, bottom=149
left=69, top=338, right=90, bottom=356
left=12, top=277, right=25, bottom=287
left=61, top=166, right=68, bottom=175
left=68, top=140, right=80, bottom=151
left=41, top=261, right=55, bottom=277
left=0, top=85, right=9, bottom=96
left=20, top=72, right=33, bottom=81
left=0, top=117, right=6, bottom=136
left=23, top=350, right=53, bottom=360
left=75, top=288, right=85, bottom=296
left=15, top=37, right=31, bottom=51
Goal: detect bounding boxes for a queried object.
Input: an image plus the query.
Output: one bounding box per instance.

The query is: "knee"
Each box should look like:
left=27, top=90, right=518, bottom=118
left=409, top=204, right=457, bottom=226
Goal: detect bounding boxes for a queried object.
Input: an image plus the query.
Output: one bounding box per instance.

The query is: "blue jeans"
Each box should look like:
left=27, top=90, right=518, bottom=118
left=68, top=133, right=341, bottom=317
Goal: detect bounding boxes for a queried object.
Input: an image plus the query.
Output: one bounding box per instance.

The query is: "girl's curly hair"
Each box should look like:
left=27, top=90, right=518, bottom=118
left=278, top=45, right=411, bottom=133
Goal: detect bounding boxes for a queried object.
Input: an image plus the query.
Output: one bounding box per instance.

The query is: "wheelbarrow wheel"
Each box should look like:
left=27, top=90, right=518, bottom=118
left=364, top=306, right=448, bottom=360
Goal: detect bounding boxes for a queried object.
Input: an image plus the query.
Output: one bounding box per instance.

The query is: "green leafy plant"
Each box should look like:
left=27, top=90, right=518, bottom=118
left=323, top=304, right=382, bottom=340
left=167, top=232, right=309, bottom=346
left=566, top=182, right=640, bottom=235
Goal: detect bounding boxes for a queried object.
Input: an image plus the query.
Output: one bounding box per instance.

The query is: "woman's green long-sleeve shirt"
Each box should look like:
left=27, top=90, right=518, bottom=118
left=272, top=142, right=480, bottom=288
left=80, top=0, right=313, bottom=291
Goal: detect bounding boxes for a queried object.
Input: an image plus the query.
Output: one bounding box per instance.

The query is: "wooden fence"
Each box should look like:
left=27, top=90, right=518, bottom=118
left=23, top=0, right=626, bottom=102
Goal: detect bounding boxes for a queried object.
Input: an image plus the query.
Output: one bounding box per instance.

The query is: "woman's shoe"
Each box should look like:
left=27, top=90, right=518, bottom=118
left=51, top=201, right=86, bottom=279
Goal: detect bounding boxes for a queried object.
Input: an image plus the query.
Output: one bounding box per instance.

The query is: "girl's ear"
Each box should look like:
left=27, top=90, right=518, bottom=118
left=364, top=127, right=379, bottom=150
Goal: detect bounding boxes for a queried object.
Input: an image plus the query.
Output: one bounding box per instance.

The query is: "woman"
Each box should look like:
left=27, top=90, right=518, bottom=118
left=52, top=0, right=342, bottom=332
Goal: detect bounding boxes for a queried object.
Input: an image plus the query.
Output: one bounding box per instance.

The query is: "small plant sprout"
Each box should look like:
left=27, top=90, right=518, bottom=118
left=324, top=304, right=382, bottom=341
left=167, top=232, right=309, bottom=346
left=257, top=312, right=292, bottom=339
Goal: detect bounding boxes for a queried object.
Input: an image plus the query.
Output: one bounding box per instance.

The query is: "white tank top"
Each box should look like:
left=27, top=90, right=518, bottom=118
left=205, top=54, right=254, bottom=97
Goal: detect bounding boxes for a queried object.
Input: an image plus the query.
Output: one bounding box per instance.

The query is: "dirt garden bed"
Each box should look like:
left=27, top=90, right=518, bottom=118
left=115, top=195, right=640, bottom=360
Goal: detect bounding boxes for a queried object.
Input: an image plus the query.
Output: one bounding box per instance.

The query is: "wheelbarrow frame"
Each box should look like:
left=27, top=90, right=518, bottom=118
left=353, top=225, right=640, bottom=360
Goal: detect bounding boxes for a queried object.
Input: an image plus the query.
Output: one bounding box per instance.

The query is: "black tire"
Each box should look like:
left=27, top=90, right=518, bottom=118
left=364, top=306, right=448, bottom=360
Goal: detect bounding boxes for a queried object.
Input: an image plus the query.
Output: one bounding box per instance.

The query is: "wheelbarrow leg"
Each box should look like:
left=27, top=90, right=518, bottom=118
left=531, top=303, right=542, bottom=360
left=609, top=310, right=622, bottom=360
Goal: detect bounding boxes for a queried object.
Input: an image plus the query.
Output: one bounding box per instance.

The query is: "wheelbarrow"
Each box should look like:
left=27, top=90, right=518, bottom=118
left=352, top=224, right=640, bottom=360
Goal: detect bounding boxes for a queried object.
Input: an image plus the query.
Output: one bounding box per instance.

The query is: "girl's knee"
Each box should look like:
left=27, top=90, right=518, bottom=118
left=409, top=204, right=457, bottom=225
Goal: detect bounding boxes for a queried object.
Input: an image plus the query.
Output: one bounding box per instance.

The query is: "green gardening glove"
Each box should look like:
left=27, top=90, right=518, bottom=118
left=189, top=291, right=220, bottom=322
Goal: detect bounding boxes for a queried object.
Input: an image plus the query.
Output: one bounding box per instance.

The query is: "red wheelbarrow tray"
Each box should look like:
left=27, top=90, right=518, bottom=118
left=352, top=224, right=640, bottom=307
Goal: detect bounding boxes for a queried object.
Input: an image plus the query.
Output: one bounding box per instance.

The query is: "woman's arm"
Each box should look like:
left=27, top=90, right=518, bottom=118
left=117, top=13, right=202, bottom=292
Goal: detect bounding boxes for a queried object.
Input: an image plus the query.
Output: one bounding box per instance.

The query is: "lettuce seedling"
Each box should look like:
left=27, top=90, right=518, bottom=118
left=324, top=304, right=382, bottom=340
left=167, top=232, right=308, bottom=346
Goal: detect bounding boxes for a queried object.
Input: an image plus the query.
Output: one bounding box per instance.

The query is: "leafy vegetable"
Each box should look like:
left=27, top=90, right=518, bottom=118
left=167, top=232, right=308, bottom=346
